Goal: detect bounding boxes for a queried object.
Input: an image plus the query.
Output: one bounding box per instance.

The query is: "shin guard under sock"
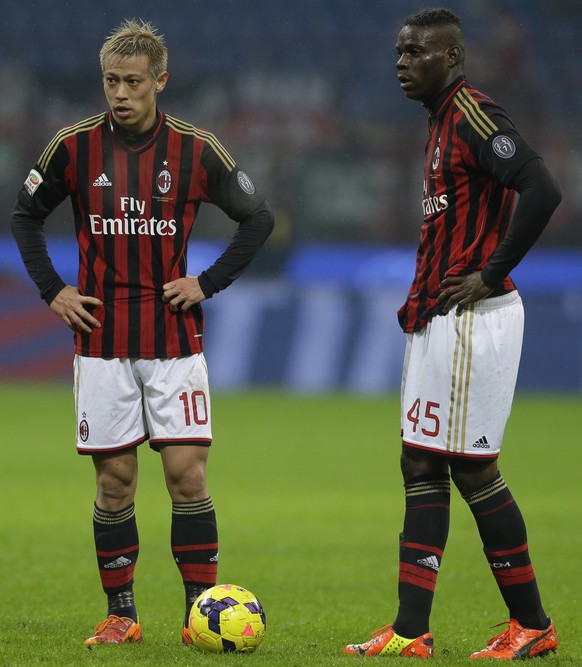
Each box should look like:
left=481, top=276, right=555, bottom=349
left=93, top=503, right=139, bottom=621
left=393, top=474, right=451, bottom=638
left=171, top=498, right=218, bottom=625
left=463, top=474, right=548, bottom=630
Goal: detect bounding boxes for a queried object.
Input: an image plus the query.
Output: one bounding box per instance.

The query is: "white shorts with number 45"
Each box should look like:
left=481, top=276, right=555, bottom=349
left=401, top=292, right=524, bottom=459
left=74, top=354, right=212, bottom=454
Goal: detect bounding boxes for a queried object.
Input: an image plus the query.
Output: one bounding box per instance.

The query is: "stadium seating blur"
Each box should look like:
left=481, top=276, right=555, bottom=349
left=1, top=0, right=581, bottom=389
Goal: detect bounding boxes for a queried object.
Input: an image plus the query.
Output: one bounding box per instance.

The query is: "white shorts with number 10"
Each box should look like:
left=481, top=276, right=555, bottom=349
left=74, top=354, right=212, bottom=454
left=401, top=292, right=524, bottom=459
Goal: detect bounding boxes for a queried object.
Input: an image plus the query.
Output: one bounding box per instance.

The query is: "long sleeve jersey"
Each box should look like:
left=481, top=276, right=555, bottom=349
left=398, top=77, right=561, bottom=333
left=12, top=110, right=274, bottom=358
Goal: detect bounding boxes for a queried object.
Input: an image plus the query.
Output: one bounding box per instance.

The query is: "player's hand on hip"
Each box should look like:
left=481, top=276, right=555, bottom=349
left=50, top=285, right=103, bottom=333
left=162, top=275, right=206, bottom=312
left=438, top=271, right=493, bottom=314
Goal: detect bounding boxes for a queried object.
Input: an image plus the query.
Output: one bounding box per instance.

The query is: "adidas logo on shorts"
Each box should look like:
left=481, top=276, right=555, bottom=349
left=472, top=436, right=490, bottom=449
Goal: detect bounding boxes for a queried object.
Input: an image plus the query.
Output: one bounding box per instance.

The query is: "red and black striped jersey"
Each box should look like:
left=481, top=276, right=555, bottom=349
left=15, top=110, right=268, bottom=358
left=398, top=77, right=540, bottom=333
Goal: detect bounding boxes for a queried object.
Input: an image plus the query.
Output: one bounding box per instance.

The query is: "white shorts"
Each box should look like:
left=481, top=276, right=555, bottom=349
left=74, top=355, right=212, bottom=454
left=400, top=292, right=524, bottom=459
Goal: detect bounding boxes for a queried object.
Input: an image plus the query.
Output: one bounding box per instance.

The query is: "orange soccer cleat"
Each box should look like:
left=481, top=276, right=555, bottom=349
left=470, top=618, right=557, bottom=660
left=182, top=625, right=193, bottom=644
left=343, top=624, right=434, bottom=658
left=83, top=614, right=143, bottom=645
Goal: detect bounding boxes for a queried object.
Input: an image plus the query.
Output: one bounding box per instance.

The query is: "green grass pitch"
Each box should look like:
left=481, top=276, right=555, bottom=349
left=0, top=383, right=579, bottom=665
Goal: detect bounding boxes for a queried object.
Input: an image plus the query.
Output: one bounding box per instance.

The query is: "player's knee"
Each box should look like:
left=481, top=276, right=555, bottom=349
left=400, top=446, right=448, bottom=482
left=165, top=465, right=208, bottom=502
left=94, top=468, right=136, bottom=510
left=168, top=478, right=208, bottom=502
left=161, top=444, right=209, bottom=501
left=96, top=474, right=137, bottom=509
left=450, top=459, right=499, bottom=496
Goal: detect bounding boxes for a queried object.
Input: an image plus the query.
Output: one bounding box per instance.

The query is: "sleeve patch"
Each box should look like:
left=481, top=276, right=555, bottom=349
left=237, top=170, right=256, bottom=195
left=24, top=169, right=43, bottom=196
left=492, top=135, right=516, bottom=159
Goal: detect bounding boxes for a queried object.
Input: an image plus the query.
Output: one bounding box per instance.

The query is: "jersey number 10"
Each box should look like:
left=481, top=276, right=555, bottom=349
left=179, top=391, right=209, bottom=426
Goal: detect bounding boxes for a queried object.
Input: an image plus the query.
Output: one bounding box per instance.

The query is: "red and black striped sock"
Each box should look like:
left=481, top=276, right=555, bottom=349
left=463, top=473, right=549, bottom=630
left=393, top=474, right=450, bottom=638
left=93, top=503, right=139, bottom=622
left=171, top=497, right=218, bottom=625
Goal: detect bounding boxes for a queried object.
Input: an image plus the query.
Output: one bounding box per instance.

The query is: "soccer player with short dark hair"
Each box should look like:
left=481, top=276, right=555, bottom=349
left=12, top=19, right=274, bottom=645
left=343, top=8, right=561, bottom=660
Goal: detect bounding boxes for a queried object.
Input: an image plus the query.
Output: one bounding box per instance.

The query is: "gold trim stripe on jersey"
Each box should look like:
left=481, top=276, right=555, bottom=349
left=446, top=305, right=475, bottom=453
left=453, top=88, right=498, bottom=140
left=165, top=115, right=236, bottom=171
left=38, top=114, right=106, bottom=173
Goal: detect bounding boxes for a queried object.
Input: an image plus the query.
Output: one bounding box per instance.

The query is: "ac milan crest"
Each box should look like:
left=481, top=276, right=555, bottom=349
left=431, top=146, right=441, bottom=171
left=157, top=169, right=173, bottom=194
left=79, top=419, right=89, bottom=442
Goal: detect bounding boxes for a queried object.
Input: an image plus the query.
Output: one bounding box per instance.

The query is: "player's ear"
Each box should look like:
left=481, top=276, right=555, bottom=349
left=447, top=45, right=463, bottom=68
left=155, top=71, right=169, bottom=93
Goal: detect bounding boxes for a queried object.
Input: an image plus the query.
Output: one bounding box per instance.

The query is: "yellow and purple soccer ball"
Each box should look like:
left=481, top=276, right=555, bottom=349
left=188, top=584, right=266, bottom=652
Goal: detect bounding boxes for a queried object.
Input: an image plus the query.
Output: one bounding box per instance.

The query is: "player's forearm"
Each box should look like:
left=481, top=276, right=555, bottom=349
left=11, top=203, right=67, bottom=304
left=481, top=159, right=562, bottom=288
left=198, top=201, right=275, bottom=298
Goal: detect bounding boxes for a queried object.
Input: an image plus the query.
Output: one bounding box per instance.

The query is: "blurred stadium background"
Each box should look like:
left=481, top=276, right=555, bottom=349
left=1, top=0, right=582, bottom=392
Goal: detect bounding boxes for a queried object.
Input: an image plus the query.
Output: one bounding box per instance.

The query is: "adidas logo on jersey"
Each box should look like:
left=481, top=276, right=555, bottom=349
left=103, top=556, right=132, bottom=569
left=417, top=555, right=440, bottom=572
left=93, top=172, right=112, bottom=187
left=472, top=436, right=490, bottom=449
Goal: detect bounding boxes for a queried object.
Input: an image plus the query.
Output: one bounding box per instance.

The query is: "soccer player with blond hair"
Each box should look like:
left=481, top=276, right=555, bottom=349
left=12, top=19, right=274, bottom=645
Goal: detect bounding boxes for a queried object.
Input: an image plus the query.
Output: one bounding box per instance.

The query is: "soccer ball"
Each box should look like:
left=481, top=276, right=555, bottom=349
left=188, top=584, right=266, bottom=653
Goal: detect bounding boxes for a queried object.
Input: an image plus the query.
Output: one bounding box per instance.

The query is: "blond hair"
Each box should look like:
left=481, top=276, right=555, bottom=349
left=100, top=19, right=168, bottom=79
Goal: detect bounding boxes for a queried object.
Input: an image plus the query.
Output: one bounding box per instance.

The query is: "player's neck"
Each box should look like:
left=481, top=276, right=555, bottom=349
left=108, top=109, right=162, bottom=146
left=423, top=75, right=465, bottom=115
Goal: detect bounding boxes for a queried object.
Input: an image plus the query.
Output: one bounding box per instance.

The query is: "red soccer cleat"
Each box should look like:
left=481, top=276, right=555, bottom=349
left=344, top=624, right=434, bottom=658
left=83, top=614, right=143, bottom=645
left=470, top=618, right=557, bottom=660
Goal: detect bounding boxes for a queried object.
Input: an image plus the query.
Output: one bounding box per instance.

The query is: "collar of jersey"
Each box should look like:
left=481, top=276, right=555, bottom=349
left=424, top=76, right=466, bottom=117
left=107, top=109, right=164, bottom=152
